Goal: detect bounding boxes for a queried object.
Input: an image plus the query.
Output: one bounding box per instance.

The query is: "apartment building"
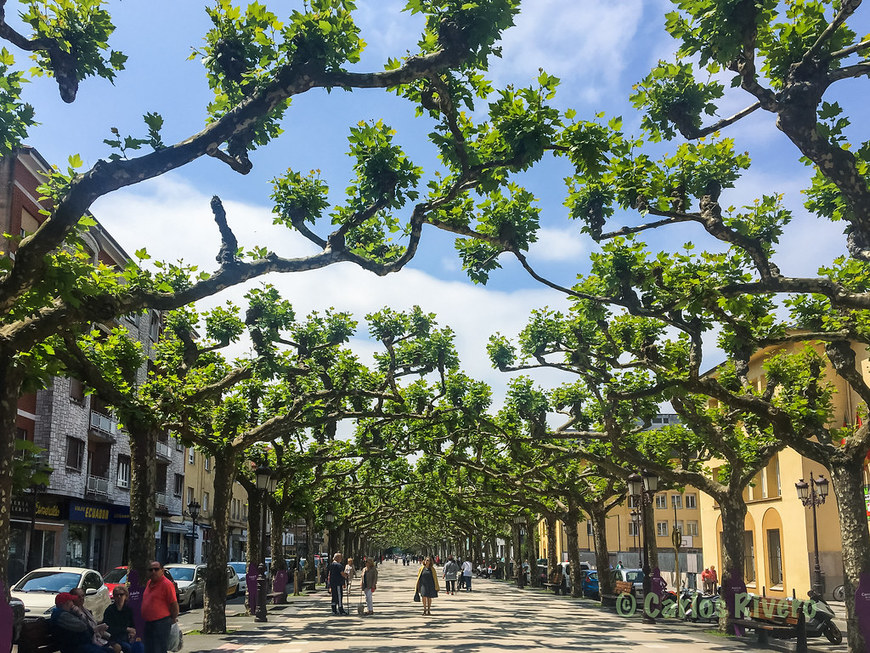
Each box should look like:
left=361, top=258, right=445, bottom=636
left=3, top=146, right=186, bottom=581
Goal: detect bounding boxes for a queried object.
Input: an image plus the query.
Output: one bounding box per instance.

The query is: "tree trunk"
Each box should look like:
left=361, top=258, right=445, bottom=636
left=564, top=502, right=582, bottom=597
left=718, top=495, right=747, bottom=631
left=305, top=512, right=316, bottom=582
left=526, top=518, right=540, bottom=587
left=830, top=457, right=870, bottom=653
left=271, top=504, right=286, bottom=575
left=202, top=448, right=236, bottom=634
left=591, top=508, right=612, bottom=596
left=0, top=362, right=24, bottom=589
left=245, top=486, right=262, bottom=612
left=545, top=515, right=558, bottom=571
left=125, top=417, right=158, bottom=582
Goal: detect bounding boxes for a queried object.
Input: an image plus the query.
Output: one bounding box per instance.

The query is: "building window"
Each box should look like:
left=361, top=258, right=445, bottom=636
left=671, top=494, right=682, bottom=509
left=767, top=529, right=783, bottom=587
left=186, top=487, right=194, bottom=507
left=65, top=437, right=84, bottom=471
left=586, top=521, right=594, bottom=536
left=149, top=312, right=160, bottom=341
left=243, top=503, right=248, bottom=521
left=204, top=456, right=211, bottom=472
left=674, top=520, right=684, bottom=534
left=744, top=531, right=756, bottom=583
left=69, top=378, right=85, bottom=403
left=175, top=437, right=184, bottom=451
left=188, top=447, right=195, bottom=465
left=655, top=494, right=667, bottom=509
left=685, top=521, right=699, bottom=536
left=117, top=455, right=131, bottom=488
left=656, top=521, right=668, bottom=537
left=627, top=495, right=639, bottom=508
left=685, top=494, right=697, bottom=509
left=628, top=521, right=640, bottom=536
left=202, top=492, right=209, bottom=514
left=174, top=474, right=183, bottom=497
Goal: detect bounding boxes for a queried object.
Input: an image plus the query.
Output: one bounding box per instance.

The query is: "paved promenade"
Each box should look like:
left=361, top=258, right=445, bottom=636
left=180, top=563, right=842, bottom=652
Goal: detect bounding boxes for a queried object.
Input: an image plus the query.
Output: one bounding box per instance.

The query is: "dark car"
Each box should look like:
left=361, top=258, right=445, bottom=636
left=10, top=595, right=25, bottom=643
left=580, top=569, right=599, bottom=599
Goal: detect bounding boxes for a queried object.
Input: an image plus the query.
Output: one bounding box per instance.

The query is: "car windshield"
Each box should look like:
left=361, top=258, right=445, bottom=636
left=228, top=563, right=246, bottom=574
left=588, top=572, right=598, bottom=580
left=625, top=571, right=644, bottom=583
left=15, top=571, right=80, bottom=593
left=102, top=569, right=127, bottom=584
left=166, top=568, right=194, bottom=581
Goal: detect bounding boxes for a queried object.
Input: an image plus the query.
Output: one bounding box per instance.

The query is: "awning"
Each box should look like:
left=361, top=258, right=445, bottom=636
left=162, top=522, right=189, bottom=534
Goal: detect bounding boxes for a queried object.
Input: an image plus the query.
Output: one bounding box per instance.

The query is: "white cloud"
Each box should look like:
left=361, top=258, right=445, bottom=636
left=91, top=176, right=572, bottom=408
left=490, top=0, right=645, bottom=101
left=528, top=227, right=585, bottom=262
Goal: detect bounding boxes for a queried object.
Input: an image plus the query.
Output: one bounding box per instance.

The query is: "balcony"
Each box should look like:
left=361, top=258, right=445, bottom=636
left=156, top=493, right=168, bottom=510
left=156, top=441, right=172, bottom=460
left=86, top=475, right=110, bottom=498
left=89, top=411, right=118, bottom=443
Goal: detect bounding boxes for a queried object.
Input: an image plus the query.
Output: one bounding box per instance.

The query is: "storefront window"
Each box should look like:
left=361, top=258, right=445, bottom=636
left=67, top=523, right=90, bottom=567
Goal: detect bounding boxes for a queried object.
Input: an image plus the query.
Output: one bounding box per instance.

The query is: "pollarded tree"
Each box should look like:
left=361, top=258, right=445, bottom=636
left=0, top=0, right=568, bottom=586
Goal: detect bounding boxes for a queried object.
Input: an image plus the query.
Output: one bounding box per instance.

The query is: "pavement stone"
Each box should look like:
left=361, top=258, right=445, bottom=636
left=180, top=563, right=847, bottom=653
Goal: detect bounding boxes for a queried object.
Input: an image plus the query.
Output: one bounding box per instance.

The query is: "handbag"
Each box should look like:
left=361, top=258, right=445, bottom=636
left=357, top=592, right=365, bottom=615
left=167, top=622, right=183, bottom=652
left=413, top=590, right=421, bottom=602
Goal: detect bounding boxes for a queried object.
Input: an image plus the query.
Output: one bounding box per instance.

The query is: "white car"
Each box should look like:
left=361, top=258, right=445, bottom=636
left=11, top=566, right=110, bottom=620
left=164, top=564, right=206, bottom=610
left=228, top=562, right=248, bottom=596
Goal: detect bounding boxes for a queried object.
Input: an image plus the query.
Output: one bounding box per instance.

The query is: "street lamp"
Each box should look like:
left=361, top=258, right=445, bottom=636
left=628, top=470, right=659, bottom=624
left=796, top=471, right=829, bottom=597
left=254, top=464, right=276, bottom=622
left=186, top=500, right=201, bottom=564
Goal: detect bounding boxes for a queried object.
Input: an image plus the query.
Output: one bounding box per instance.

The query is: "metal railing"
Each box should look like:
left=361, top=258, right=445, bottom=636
left=90, top=411, right=118, bottom=435
left=86, top=475, right=110, bottom=496
left=156, top=441, right=172, bottom=459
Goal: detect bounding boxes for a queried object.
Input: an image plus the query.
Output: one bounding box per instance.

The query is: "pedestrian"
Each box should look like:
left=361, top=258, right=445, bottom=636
left=710, top=565, right=718, bottom=594
left=616, top=560, right=624, bottom=570
left=69, top=588, right=111, bottom=649
left=415, top=557, right=439, bottom=616
left=442, top=556, right=459, bottom=595
left=328, top=552, right=349, bottom=615
left=102, top=586, right=141, bottom=653
left=701, top=567, right=712, bottom=594
left=461, top=557, right=473, bottom=592
left=142, top=561, right=179, bottom=653
left=50, top=592, right=109, bottom=653
left=344, top=557, right=356, bottom=591
left=360, top=558, right=378, bottom=615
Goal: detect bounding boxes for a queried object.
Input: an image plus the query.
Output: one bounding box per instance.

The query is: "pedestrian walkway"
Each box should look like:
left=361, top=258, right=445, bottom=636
left=182, top=563, right=830, bottom=652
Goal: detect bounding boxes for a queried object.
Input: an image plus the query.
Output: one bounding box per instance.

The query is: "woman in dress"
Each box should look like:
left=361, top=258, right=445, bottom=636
left=415, top=557, right=439, bottom=616
left=360, top=559, right=378, bottom=615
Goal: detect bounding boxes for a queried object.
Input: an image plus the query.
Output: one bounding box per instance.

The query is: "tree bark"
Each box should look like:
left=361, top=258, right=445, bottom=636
left=526, top=517, right=540, bottom=587
left=545, top=514, right=558, bottom=571
left=202, top=448, right=236, bottom=634
left=0, top=362, right=24, bottom=589
left=829, top=457, right=870, bottom=653
left=564, top=501, right=582, bottom=597
left=643, top=499, right=658, bottom=569
left=305, top=512, right=316, bottom=582
left=125, top=417, right=158, bottom=582
left=718, top=495, right=747, bottom=631
left=591, top=508, right=612, bottom=596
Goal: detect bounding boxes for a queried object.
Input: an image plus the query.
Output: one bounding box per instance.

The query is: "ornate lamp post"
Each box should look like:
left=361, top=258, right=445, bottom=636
left=628, top=470, right=659, bottom=624
left=186, top=500, right=201, bottom=564
left=254, top=464, right=276, bottom=622
left=795, top=472, right=829, bottom=597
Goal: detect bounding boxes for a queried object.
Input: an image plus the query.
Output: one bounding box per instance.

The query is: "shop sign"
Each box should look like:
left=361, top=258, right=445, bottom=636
left=11, top=495, right=66, bottom=520
left=69, top=500, right=128, bottom=524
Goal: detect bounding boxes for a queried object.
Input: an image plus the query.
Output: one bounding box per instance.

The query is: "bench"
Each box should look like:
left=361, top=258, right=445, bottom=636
left=732, top=596, right=805, bottom=650
left=18, top=618, right=59, bottom=653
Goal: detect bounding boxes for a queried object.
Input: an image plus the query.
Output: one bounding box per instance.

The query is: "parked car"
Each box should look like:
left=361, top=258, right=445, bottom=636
left=227, top=562, right=248, bottom=596
left=164, top=564, right=206, bottom=610
left=10, top=595, right=25, bottom=643
left=611, top=568, right=645, bottom=599
left=101, top=566, right=180, bottom=599
left=580, top=569, right=599, bottom=599
left=225, top=564, right=241, bottom=598
left=11, top=566, right=111, bottom=620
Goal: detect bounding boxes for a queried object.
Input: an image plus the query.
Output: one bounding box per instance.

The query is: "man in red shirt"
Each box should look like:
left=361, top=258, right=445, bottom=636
left=141, top=561, right=179, bottom=653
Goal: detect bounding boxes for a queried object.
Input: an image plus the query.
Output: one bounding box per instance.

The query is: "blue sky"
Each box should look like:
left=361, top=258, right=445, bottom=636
left=13, top=0, right=869, bottom=407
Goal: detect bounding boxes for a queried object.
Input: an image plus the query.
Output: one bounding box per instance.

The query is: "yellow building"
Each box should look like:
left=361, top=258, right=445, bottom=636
left=699, top=339, right=867, bottom=599
left=170, top=445, right=249, bottom=564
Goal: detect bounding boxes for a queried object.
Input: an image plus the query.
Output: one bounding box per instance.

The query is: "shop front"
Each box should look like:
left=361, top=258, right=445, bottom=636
left=8, top=494, right=66, bottom=584
left=67, top=499, right=130, bottom=572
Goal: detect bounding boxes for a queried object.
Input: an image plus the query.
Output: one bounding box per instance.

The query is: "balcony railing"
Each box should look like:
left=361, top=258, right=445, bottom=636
left=90, top=411, right=119, bottom=436
left=155, top=441, right=172, bottom=459
left=86, top=475, right=109, bottom=497
left=156, top=492, right=168, bottom=509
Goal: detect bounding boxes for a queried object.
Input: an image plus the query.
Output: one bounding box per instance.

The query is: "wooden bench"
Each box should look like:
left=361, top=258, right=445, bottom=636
left=18, top=618, right=59, bottom=653
left=614, top=580, right=634, bottom=595
left=732, top=596, right=803, bottom=648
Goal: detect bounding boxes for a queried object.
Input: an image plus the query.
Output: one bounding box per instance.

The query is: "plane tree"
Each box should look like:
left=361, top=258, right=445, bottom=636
left=0, top=0, right=568, bottom=585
